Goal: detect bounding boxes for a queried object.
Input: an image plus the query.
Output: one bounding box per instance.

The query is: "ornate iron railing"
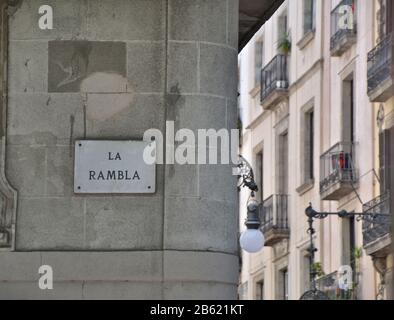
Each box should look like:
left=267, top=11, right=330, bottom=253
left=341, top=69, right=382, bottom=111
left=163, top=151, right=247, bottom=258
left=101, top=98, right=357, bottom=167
left=260, top=54, right=288, bottom=103
left=260, top=194, right=289, bottom=233
left=320, top=142, right=358, bottom=194
left=362, top=192, right=391, bottom=247
left=316, top=271, right=355, bottom=300
left=367, top=33, right=393, bottom=95
left=330, top=0, right=357, bottom=51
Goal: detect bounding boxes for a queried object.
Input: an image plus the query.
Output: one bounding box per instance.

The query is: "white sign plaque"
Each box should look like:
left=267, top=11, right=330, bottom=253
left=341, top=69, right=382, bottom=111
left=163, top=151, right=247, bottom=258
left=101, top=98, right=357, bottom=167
left=74, top=140, right=156, bottom=194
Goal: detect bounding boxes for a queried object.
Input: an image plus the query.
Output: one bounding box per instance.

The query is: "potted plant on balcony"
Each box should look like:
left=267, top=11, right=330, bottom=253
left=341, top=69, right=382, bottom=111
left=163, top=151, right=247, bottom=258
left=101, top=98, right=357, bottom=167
left=278, top=31, right=292, bottom=55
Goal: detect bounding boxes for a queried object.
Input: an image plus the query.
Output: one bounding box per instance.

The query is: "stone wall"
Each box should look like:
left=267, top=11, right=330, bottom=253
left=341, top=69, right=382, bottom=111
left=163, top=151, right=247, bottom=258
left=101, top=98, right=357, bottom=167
left=0, top=0, right=239, bottom=299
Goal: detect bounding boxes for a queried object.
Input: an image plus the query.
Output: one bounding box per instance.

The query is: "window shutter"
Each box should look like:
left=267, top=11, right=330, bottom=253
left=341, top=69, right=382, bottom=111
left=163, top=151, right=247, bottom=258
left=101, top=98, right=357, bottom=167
left=379, top=129, right=391, bottom=194
left=387, top=0, right=393, bottom=33
left=389, top=127, right=394, bottom=194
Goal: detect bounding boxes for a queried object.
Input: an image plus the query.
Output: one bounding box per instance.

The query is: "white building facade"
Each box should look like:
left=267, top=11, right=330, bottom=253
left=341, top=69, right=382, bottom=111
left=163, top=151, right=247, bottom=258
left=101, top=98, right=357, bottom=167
left=239, top=0, right=393, bottom=300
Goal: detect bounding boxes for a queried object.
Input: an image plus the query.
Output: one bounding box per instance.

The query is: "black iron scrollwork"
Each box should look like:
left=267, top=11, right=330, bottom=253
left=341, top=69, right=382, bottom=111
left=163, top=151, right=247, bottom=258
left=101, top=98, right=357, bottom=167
left=237, top=155, right=258, bottom=193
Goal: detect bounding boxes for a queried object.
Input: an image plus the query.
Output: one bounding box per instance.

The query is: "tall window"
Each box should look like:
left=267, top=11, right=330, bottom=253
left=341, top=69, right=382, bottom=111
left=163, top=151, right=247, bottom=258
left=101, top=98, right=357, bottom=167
left=278, top=11, right=288, bottom=49
left=378, top=0, right=394, bottom=41
left=256, top=280, right=264, bottom=300
left=277, top=268, right=289, bottom=300
left=278, top=133, right=289, bottom=194
left=282, top=269, right=289, bottom=300
left=342, top=77, right=355, bottom=143
left=303, top=0, right=316, bottom=35
left=379, top=128, right=392, bottom=194
left=255, top=40, right=264, bottom=86
left=342, top=216, right=356, bottom=271
left=302, top=254, right=311, bottom=294
left=255, top=151, right=264, bottom=201
left=304, top=109, right=314, bottom=182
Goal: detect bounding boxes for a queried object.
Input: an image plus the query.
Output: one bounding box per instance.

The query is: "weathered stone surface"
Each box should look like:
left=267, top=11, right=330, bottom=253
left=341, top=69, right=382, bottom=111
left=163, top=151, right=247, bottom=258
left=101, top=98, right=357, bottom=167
left=8, top=40, right=48, bottom=93
left=85, top=196, right=163, bottom=250
left=9, top=0, right=89, bottom=40
left=127, top=42, right=165, bottom=93
left=227, top=0, right=239, bottom=49
left=41, top=252, right=162, bottom=281
left=6, top=146, right=46, bottom=197
left=199, top=164, right=238, bottom=203
left=0, top=253, right=41, bottom=281
left=48, top=41, right=126, bottom=93
left=166, top=164, right=198, bottom=197
left=87, top=0, right=165, bottom=41
left=164, top=197, right=237, bottom=253
left=0, top=282, right=84, bottom=300
left=164, top=282, right=238, bottom=300
left=166, top=95, right=227, bottom=134
left=86, top=94, right=165, bottom=139
left=46, top=146, right=74, bottom=197
left=163, top=251, right=239, bottom=284
left=169, top=0, right=227, bottom=45
left=7, top=93, right=84, bottom=146
left=167, top=42, right=198, bottom=93
left=4, top=0, right=239, bottom=300
left=81, top=72, right=129, bottom=93
left=226, top=99, right=238, bottom=130
left=16, top=198, right=85, bottom=250
left=200, top=44, right=238, bottom=100
left=83, top=282, right=163, bottom=300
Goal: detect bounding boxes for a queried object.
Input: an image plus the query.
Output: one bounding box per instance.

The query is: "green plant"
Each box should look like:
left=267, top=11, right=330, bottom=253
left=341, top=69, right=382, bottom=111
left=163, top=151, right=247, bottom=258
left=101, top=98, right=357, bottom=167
left=312, top=262, right=325, bottom=278
left=354, top=247, right=362, bottom=260
left=278, top=31, right=291, bottom=55
left=349, top=247, right=363, bottom=300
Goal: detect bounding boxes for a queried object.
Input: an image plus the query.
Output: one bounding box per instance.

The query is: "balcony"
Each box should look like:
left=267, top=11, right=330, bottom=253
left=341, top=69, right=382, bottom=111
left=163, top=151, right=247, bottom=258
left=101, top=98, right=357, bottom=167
left=320, top=142, right=358, bottom=201
left=367, top=33, right=394, bottom=102
left=260, top=195, right=289, bottom=247
left=362, top=193, right=391, bottom=256
left=260, top=54, right=289, bottom=110
left=316, top=271, right=355, bottom=300
left=330, top=0, right=357, bottom=56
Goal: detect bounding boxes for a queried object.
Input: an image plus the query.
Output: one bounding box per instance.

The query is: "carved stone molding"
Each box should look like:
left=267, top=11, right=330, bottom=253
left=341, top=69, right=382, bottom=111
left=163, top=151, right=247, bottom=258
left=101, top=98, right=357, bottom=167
left=0, top=0, right=17, bottom=250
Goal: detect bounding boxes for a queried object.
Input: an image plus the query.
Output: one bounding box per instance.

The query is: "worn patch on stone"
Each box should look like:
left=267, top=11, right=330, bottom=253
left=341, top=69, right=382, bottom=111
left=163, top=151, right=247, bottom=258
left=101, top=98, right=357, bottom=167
left=48, top=41, right=126, bottom=92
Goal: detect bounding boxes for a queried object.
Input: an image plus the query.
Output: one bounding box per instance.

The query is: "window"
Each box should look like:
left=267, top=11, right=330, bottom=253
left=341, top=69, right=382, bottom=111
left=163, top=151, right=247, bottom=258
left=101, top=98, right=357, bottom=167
left=342, top=77, right=355, bottom=143
left=254, top=39, right=264, bottom=86
left=342, top=216, right=356, bottom=271
left=282, top=269, right=289, bottom=300
left=379, top=128, right=392, bottom=194
left=378, top=0, right=394, bottom=41
left=303, top=0, right=316, bottom=35
left=301, top=254, right=311, bottom=294
left=255, top=151, right=264, bottom=201
left=278, top=133, right=289, bottom=194
left=304, top=109, right=314, bottom=182
left=256, top=280, right=264, bottom=300
left=277, top=268, right=289, bottom=300
left=278, top=11, right=288, bottom=49
left=238, top=282, right=248, bottom=300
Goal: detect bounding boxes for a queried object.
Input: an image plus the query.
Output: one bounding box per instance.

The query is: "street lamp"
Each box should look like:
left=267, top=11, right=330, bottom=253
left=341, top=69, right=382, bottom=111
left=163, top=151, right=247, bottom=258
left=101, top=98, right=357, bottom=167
left=240, top=198, right=265, bottom=253
left=237, top=156, right=265, bottom=253
left=300, top=204, right=390, bottom=300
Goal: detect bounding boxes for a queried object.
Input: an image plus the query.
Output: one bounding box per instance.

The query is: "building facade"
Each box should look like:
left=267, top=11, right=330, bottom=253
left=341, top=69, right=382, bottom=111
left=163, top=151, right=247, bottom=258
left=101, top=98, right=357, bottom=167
left=239, top=0, right=393, bottom=300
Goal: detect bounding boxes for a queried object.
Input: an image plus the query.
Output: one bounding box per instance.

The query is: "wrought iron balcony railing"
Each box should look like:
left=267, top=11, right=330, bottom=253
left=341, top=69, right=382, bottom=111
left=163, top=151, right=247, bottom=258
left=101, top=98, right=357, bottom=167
left=330, top=0, right=357, bottom=56
left=316, top=271, right=355, bottom=300
left=260, top=54, right=288, bottom=109
left=320, top=142, right=358, bottom=200
left=362, top=193, right=391, bottom=250
left=367, top=33, right=393, bottom=102
left=260, top=194, right=289, bottom=246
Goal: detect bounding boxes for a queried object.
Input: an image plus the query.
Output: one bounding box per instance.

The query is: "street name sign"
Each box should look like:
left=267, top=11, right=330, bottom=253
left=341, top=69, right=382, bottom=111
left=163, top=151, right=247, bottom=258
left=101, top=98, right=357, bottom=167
left=74, top=140, right=156, bottom=194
